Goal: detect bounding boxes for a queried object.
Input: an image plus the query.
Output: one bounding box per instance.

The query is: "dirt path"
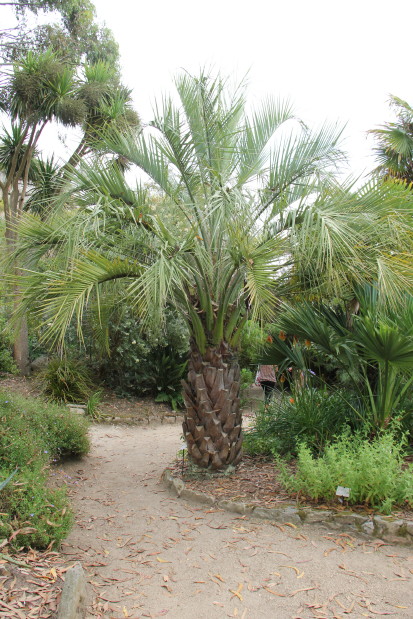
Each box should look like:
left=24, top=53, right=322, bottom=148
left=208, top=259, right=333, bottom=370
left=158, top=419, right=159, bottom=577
left=60, top=424, right=413, bottom=619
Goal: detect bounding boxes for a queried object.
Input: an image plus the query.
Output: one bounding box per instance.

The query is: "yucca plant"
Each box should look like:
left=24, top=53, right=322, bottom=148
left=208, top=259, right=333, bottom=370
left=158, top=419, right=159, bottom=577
left=11, top=71, right=413, bottom=469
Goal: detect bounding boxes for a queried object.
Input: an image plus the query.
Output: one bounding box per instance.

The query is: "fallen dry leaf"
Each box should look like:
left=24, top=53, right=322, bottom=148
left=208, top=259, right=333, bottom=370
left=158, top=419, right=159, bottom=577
left=229, top=583, right=244, bottom=601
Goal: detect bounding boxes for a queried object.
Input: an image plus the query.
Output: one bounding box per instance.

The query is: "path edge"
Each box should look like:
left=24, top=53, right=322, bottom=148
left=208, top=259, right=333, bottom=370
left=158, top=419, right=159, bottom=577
left=57, top=562, right=90, bottom=619
left=161, top=469, right=413, bottom=546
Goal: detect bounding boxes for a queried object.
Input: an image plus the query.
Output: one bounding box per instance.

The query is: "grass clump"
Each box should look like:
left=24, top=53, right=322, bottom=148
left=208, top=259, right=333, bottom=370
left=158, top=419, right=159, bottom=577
left=278, top=431, right=413, bottom=513
left=39, top=357, right=94, bottom=403
left=0, top=389, right=89, bottom=548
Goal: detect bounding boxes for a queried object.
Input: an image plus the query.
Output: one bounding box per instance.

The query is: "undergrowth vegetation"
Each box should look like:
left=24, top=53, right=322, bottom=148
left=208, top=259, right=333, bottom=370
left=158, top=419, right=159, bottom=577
left=0, top=390, right=89, bottom=548
left=277, top=431, right=413, bottom=513
left=244, top=388, right=364, bottom=457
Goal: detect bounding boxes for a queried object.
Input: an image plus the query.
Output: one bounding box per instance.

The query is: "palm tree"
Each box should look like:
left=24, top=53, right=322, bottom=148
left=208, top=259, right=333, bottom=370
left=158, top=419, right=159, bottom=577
left=263, top=286, right=413, bottom=430
left=0, top=49, right=85, bottom=374
left=370, top=95, right=413, bottom=185
left=12, top=71, right=413, bottom=468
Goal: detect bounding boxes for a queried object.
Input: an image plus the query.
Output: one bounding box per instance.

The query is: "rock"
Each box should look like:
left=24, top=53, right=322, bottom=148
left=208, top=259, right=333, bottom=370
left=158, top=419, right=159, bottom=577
left=162, top=470, right=174, bottom=486
left=252, top=506, right=302, bottom=525
left=252, top=507, right=277, bottom=521
left=218, top=500, right=253, bottom=515
left=66, top=405, right=86, bottom=416
left=300, top=509, right=333, bottom=524
left=374, top=517, right=406, bottom=539
left=171, top=477, right=185, bottom=497
left=180, top=488, right=215, bottom=505
left=361, top=520, right=375, bottom=535
left=57, top=563, right=89, bottom=619
left=30, top=355, right=50, bottom=373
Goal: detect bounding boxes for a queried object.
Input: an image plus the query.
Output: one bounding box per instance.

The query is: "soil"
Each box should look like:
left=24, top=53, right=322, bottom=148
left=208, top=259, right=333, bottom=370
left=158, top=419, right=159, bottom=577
left=1, top=377, right=413, bottom=618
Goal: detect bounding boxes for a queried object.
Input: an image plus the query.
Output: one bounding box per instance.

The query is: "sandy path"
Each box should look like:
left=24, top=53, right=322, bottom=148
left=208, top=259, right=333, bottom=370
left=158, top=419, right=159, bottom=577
left=60, top=424, right=413, bottom=619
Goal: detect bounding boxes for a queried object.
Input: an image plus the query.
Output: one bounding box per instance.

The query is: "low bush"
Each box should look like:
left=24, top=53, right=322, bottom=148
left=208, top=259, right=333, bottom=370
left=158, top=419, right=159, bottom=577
left=0, top=390, right=89, bottom=548
left=97, top=309, right=189, bottom=400
left=0, top=466, right=72, bottom=549
left=0, top=391, right=90, bottom=466
left=278, top=431, right=413, bottom=513
left=240, top=368, right=254, bottom=407
left=244, top=388, right=363, bottom=457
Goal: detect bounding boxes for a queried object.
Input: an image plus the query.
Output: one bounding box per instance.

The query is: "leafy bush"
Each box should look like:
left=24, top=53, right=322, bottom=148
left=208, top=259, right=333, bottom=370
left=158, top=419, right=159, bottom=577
left=0, top=390, right=89, bottom=548
left=98, top=309, right=189, bottom=400
left=240, top=368, right=255, bottom=407
left=278, top=431, right=413, bottom=513
left=238, top=320, right=265, bottom=368
left=244, top=388, right=364, bottom=456
left=0, top=391, right=90, bottom=467
left=39, top=357, right=94, bottom=403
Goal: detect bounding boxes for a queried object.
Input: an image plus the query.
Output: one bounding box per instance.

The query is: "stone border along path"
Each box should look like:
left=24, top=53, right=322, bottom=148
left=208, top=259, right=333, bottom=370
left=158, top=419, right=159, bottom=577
left=58, top=424, right=413, bottom=619
left=162, top=471, right=413, bottom=546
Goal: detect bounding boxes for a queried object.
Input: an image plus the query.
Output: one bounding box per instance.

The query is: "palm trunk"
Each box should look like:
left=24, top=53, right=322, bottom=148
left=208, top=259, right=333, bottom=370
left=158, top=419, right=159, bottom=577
left=182, top=339, right=243, bottom=470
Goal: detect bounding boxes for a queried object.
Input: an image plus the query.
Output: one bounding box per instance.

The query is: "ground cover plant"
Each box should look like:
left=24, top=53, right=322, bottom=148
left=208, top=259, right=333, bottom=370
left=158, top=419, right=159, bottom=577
left=277, top=430, right=413, bottom=514
left=0, top=390, right=89, bottom=548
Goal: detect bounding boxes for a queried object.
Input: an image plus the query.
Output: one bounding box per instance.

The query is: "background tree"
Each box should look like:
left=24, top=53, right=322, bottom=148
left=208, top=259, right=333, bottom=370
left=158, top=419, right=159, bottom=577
left=1, top=0, right=119, bottom=70
left=370, top=95, right=413, bottom=185
left=12, top=71, right=413, bottom=468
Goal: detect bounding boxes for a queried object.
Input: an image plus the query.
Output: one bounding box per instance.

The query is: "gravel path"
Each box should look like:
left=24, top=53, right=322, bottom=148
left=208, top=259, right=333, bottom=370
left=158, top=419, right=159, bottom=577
left=61, top=424, right=413, bottom=619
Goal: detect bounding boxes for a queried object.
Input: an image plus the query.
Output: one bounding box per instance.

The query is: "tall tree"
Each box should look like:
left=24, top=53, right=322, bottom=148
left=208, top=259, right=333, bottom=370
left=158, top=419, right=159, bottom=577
left=12, top=72, right=413, bottom=467
left=0, top=50, right=138, bottom=372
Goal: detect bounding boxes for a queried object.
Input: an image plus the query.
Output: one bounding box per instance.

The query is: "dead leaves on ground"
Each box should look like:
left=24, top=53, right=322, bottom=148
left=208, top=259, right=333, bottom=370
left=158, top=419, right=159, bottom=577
left=0, top=548, right=73, bottom=618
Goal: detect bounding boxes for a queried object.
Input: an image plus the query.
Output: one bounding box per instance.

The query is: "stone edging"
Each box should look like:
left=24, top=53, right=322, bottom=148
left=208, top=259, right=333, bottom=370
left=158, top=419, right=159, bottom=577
left=162, top=469, right=413, bottom=546
left=57, top=563, right=89, bottom=619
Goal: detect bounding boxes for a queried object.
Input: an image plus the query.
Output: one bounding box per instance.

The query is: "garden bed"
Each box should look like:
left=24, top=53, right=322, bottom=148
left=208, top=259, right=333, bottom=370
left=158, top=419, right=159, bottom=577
left=167, top=453, right=413, bottom=521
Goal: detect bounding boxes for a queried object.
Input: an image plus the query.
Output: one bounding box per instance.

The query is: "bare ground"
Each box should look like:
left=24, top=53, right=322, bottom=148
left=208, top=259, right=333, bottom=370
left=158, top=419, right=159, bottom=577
left=58, top=424, right=413, bottom=619
left=2, top=378, right=413, bottom=618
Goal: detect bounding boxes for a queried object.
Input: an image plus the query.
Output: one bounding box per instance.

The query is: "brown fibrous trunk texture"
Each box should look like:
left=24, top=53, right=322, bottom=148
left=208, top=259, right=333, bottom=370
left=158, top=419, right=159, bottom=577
left=182, top=339, right=242, bottom=470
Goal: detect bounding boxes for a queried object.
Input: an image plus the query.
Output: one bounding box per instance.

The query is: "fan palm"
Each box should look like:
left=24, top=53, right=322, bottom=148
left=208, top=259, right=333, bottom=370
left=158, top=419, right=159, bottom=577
left=12, top=71, right=413, bottom=468
left=263, top=287, right=413, bottom=429
left=370, top=95, right=413, bottom=185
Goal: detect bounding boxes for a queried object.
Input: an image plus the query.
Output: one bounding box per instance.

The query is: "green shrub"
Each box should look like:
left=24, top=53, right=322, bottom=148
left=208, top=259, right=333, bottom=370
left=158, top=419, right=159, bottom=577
left=0, top=391, right=90, bottom=466
left=39, top=357, right=94, bottom=403
left=279, top=431, right=413, bottom=513
left=244, top=388, right=364, bottom=457
left=98, top=309, right=189, bottom=399
left=0, top=390, right=89, bottom=548
left=238, top=320, right=265, bottom=368
left=240, top=368, right=254, bottom=407
left=0, top=466, right=72, bottom=549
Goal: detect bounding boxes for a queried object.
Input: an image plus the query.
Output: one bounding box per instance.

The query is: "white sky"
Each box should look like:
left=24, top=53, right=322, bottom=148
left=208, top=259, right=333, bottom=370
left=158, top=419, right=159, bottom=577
left=3, top=0, right=413, bottom=180
left=92, top=0, right=413, bottom=180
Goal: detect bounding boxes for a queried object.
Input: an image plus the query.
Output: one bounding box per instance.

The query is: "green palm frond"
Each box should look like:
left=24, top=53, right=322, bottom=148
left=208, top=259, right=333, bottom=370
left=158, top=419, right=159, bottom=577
left=237, top=97, right=296, bottom=185
left=20, top=251, right=143, bottom=349
left=354, top=314, right=413, bottom=368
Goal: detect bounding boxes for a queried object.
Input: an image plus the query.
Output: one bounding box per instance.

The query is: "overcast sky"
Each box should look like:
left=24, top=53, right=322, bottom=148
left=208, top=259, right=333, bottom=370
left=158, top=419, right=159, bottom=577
left=90, top=0, right=413, bottom=180
left=3, top=0, right=413, bottom=179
